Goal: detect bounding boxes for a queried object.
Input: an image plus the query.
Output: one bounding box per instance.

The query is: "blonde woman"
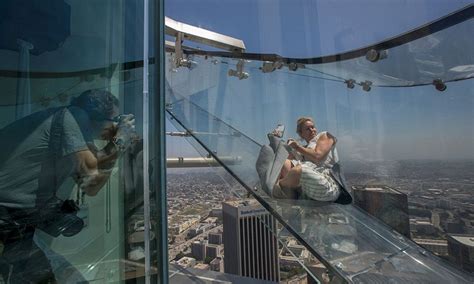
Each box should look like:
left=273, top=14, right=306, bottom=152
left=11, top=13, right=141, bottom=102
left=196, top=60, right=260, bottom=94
left=257, top=117, right=351, bottom=203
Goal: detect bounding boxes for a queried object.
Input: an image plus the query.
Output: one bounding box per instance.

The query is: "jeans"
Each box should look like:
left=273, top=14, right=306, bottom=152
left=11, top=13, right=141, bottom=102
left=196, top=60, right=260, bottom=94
left=0, top=228, right=55, bottom=283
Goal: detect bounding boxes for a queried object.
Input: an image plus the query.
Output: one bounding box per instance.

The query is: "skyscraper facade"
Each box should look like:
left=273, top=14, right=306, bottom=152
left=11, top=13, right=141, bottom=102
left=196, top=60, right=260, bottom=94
left=209, top=232, right=223, bottom=245
left=222, top=200, right=280, bottom=282
left=191, top=241, right=206, bottom=261
left=447, top=234, right=474, bottom=273
left=353, top=185, right=410, bottom=237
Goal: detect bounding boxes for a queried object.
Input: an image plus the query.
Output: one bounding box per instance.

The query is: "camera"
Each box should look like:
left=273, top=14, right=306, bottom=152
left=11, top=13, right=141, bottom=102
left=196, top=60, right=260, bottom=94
left=37, top=199, right=84, bottom=237
left=113, top=114, right=136, bottom=152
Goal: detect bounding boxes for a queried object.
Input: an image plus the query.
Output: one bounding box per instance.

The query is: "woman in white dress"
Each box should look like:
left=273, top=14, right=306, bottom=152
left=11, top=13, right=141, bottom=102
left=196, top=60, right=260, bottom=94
left=276, top=117, right=341, bottom=201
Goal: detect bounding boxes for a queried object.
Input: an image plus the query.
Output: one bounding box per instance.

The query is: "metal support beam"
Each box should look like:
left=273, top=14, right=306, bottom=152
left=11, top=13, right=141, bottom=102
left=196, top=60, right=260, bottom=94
left=166, top=156, right=242, bottom=168
left=165, top=16, right=245, bottom=52
left=166, top=131, right=242, bottom=137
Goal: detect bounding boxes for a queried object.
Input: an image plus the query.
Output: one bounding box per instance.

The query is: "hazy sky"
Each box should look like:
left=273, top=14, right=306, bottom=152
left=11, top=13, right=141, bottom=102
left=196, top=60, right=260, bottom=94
left=164, top=0, right=474, bottom=161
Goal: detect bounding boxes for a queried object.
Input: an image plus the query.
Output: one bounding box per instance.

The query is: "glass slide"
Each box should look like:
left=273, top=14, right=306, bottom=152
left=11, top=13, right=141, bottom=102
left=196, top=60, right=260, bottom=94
left=165, top=6, right=474, bottom=283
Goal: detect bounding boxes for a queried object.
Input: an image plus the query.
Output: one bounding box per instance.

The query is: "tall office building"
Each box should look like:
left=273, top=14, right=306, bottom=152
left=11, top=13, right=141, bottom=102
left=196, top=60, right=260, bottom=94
left=353, top=185, right=410, bottom=237
left=223, top=200, right=280, bottom=282
left=206, top=244, right=223, bottom=259
left=447, top=234, right=474, bottom=273
left=191, top=241, right=206, bottom=261
left=209, top=232, right=223, bottom=245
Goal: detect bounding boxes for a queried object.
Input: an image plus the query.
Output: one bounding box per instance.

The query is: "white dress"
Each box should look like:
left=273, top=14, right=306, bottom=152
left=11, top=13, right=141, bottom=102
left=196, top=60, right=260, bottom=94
left=294, top=132, right=341, bottom=201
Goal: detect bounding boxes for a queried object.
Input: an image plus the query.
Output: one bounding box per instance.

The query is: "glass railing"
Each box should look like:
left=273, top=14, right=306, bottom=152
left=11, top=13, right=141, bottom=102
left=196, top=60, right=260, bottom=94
left=165, top=124, right=324, bottom=282
left=165, top=5, right=474, bottom=283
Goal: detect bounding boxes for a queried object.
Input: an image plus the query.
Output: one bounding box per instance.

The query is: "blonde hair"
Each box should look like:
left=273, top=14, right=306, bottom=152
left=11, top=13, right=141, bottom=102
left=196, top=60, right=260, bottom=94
left=296, top=117, right=315, bottom=137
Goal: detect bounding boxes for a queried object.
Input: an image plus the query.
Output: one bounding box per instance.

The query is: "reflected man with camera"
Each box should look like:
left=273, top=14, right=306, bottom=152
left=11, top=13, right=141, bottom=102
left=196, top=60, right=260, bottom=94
left=0, top=89, right=135, bottom=283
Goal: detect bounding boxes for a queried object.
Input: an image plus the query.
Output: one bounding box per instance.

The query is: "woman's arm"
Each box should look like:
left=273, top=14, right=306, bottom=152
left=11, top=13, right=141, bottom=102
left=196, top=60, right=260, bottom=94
left=288, top=132, right=335, bottom=163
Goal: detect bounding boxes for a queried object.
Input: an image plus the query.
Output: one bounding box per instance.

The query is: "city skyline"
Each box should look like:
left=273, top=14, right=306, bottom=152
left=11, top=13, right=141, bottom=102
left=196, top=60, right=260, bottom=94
left=167, top=158, right=474, bottom=279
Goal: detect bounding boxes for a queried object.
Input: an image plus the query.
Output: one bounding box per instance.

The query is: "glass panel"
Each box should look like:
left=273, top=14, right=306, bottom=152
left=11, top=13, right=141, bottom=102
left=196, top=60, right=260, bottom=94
left=0, top=1, right=164, bottom=283
left=164, top=7, right=474, bottom=283
left=166, top=118, right=329, bottom=282
left=296, top=18, right=474, bottom=87
left=350, top=246, right=471, bottom=284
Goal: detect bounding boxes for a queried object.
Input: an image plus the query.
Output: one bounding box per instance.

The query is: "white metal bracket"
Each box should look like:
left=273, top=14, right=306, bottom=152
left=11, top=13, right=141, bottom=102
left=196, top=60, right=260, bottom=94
left=174, top=32, right=197, bottom=69
left=361, top=80, right=373, bottom=92
left=288, top=62, right=305, bottom=71
left=365, top=49, right=388, bottom=62
left=261, top=61, right=284, bottom=73
left=228, top=59, right=249, bottom=80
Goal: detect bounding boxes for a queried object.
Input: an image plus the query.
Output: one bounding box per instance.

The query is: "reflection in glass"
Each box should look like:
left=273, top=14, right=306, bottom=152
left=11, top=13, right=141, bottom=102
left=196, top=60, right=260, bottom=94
left=0, top=1, right=163, bottom=283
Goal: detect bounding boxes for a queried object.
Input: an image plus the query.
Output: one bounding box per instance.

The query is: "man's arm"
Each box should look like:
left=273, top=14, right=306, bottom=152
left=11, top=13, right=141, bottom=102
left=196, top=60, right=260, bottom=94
left=74, top=142, right=119, bottom=196
left=289, top=132, right=335, bottom=163
left=71, top=113, right=135, bottom=196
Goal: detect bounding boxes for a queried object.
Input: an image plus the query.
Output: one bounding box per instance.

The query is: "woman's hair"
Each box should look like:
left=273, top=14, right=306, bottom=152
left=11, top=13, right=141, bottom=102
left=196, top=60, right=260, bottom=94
left=296, top=116, right=315, bottom=136
left=70, top=89, right=119, bottom=121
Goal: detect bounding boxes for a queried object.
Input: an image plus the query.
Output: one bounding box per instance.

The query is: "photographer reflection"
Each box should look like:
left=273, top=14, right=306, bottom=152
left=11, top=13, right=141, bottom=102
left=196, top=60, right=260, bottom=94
left=0, top=89, right=135, bottom=283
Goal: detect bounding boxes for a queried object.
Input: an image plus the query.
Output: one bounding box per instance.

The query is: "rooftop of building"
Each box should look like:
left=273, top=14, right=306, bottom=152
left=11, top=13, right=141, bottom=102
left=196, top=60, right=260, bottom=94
left=352, top=185, right=402, bottom=194
left=449, top=234, right=474, bottom=247
left=223, top=198, right=258, bottom=208
left=413, top=238, right=448, bottom=245
left=193, top=263, right=210, bottom=270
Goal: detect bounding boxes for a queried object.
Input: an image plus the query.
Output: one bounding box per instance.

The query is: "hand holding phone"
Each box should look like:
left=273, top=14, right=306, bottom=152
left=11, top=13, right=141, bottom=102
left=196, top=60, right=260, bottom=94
left=286, top=138, right=303, bottom=160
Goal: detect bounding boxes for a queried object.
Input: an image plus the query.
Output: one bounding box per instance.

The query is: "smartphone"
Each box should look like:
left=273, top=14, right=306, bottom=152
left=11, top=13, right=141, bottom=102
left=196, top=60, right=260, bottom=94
left=274, top=124, right=285, bottom=138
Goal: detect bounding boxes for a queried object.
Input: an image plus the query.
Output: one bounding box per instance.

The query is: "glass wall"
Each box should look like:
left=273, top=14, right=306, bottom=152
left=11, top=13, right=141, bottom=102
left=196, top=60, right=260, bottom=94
left=0, top=1, right=166, bottom=283
left=164, top=4, right=474, bottom=283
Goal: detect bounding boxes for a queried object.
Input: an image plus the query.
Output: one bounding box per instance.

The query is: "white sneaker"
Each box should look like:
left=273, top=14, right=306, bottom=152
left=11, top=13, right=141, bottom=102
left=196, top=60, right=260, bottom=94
left=271, top=124, right=285, bottom=138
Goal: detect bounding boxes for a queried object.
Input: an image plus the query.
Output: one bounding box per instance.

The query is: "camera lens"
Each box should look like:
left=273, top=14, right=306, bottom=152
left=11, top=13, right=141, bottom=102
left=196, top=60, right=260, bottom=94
left=57, top=214, right=85, bottom=237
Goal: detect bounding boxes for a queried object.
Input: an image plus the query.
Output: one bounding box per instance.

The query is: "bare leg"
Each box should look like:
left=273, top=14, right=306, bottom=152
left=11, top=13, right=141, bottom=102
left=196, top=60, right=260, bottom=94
left=279, top=164, right=302, bottom=190
left=279, top=159, right=293, bottom=179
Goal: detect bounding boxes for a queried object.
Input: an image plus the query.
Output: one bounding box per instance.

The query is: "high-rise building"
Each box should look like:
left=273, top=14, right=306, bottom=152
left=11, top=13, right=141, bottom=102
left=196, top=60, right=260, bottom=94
left=222, top=200, right=280, bottom=282
left=209, top=232, right=223, bottom=245
left=353, top=185, right=410, bottom=237
left=206, top=244, right=223, bottom=259
left=447, top=234, right=474, bottom=273
left=191, top=241, right=206, bottom=261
